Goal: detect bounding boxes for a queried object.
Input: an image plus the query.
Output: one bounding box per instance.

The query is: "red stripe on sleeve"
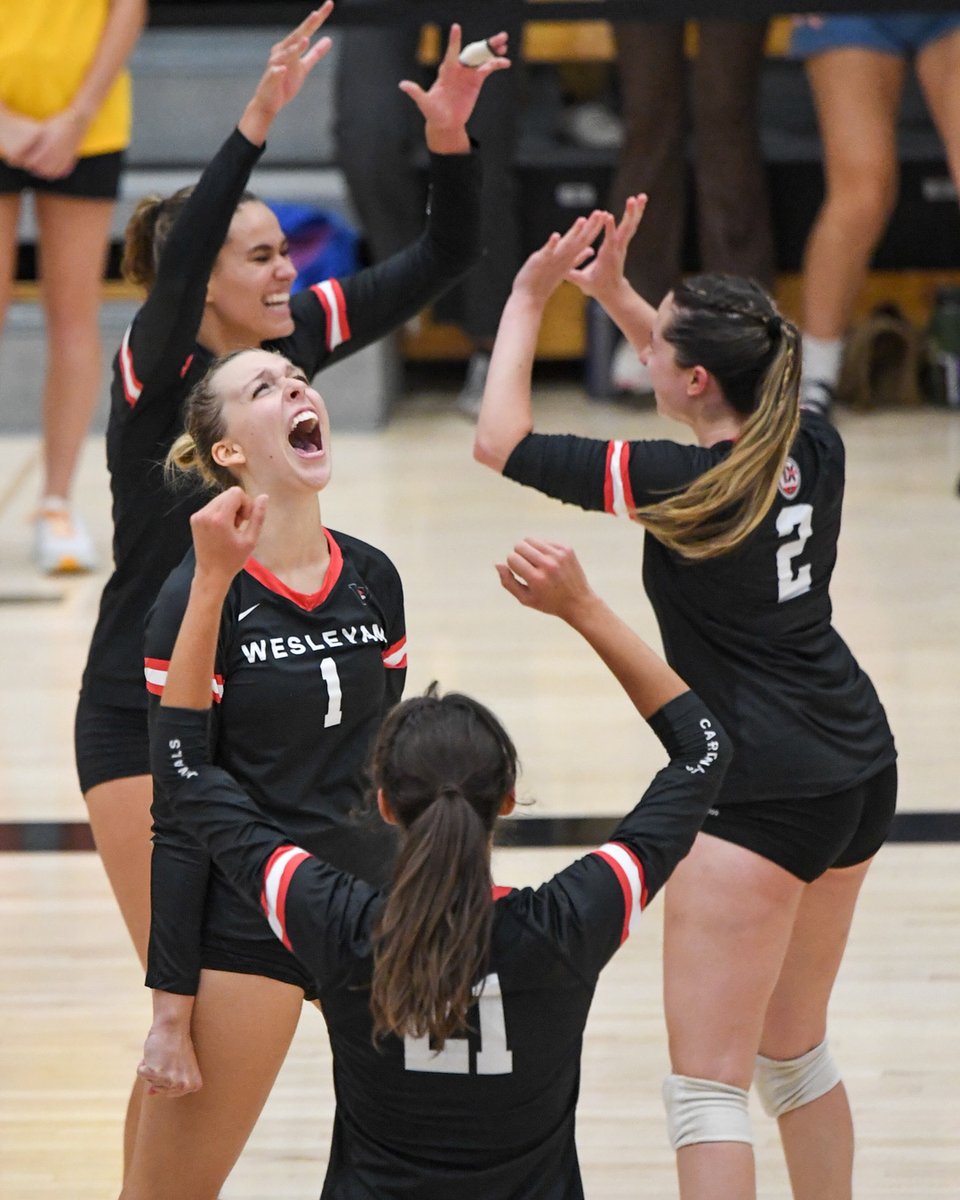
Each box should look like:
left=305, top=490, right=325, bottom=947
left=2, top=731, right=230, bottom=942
left=328, top=278, right=351, bottom=342
left=618, top=446, right=637, bottom=512
left=593, top=849, right=633, bottom=944
left=603, top=441, right=616, bottom=514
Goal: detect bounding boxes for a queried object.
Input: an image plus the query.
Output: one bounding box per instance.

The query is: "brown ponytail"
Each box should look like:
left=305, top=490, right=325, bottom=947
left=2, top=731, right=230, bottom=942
left=369, top=689, right=518, bottom=1049
left=164, top=349, right=250, bottom=492
left=634, top=274, right=801, bottom=560
left=121, top=186, right=258, bottom=290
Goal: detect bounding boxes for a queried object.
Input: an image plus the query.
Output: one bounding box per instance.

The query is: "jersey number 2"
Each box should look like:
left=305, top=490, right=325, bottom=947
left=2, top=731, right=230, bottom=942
left=776, top=504, right=813, bottom=603
left=319, top=657, right=342, bottom=728
left=403, top=972, right=513, bottom=1075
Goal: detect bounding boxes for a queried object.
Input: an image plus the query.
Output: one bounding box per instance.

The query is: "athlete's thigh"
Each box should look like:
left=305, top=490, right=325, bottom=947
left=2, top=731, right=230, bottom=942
left=760, top=857, right=874, bottom=1059
left=126, top=970, right=304, bottom=1200
left=84, top=773, right=153, bottom=967
left=663, top=832, right=805, bottom=1086
left=915, top=29, right=960, bottom=185
left=805, top=49, right=906, bottom=185
left=0, top=193, right=22, bottom=323
left=33, top=192, right=114, bottom=319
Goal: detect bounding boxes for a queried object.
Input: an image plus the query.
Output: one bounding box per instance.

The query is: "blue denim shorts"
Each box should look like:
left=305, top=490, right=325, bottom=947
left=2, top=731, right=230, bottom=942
left=791, top=15, right=960, bottom=60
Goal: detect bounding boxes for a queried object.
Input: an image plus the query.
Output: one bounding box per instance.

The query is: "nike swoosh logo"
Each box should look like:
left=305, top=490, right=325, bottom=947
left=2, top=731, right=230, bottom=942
left=238, top=604, right=260, bottom=622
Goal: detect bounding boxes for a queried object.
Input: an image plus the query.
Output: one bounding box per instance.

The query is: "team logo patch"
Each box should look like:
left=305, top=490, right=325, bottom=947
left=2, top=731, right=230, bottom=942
left=349, top=583, right=369, bottom=605
left=778, top=457, right=801, bottom=499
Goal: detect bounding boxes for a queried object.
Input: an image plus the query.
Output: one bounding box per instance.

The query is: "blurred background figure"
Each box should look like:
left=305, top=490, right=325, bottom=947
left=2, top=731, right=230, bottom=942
left=791, top=14, right=960, bottom=414
left=335, top=1, right=524, bottom=418
left=0, top=0, right=146, bottom=573
left=607, top=19, right=775, bottom=396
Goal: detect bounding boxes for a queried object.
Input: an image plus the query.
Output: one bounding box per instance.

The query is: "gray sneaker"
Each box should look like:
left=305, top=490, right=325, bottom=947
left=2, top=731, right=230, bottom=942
left=456, top=351, right=491, bottom=421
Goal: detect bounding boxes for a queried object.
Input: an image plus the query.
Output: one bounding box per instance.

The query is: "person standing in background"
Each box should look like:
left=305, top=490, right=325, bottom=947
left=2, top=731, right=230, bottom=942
left=0, top=0, right=147, bottom=573
left=335, top=1, right=524, bottom=418
left=607, top=19, right=775, bottom=395
left=791, top=14, right=960, bottom=414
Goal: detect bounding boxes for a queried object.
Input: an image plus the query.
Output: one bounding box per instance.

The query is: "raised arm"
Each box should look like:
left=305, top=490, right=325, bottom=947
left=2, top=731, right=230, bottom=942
left=128, top=7, right=334, bottom=392
left=496, top=537, right=687, bottom=717
left=473, top=212, right=606, bottom=472
left=287, top=25, right=510, bottom=373
left=565, top=196, right=658, bottom=359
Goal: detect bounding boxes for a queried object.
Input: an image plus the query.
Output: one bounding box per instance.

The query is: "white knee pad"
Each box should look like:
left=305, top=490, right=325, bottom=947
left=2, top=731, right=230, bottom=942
left=754, top=1039, right=841, bottom=1118
left=662, top=1074, right=753, bottom=1150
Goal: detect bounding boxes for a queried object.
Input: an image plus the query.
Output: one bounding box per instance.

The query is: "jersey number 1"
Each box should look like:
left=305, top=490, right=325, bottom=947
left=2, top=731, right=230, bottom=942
left=319, top=657, right=342, bottom=727
left=776, top=503, right=813, bottom=603
left=403, top=972, right=513, bottom=1075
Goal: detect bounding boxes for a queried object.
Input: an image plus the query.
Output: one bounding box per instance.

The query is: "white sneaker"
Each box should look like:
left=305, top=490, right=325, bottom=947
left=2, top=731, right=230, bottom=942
left=456, top=351, right=491, bottom=421
left=33, top=498, right=97, bottom=574
left=611, top=340, right=654, bottom=396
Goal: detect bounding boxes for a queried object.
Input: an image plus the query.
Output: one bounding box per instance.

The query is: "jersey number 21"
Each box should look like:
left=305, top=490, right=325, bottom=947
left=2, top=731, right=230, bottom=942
left=776, top=503, right=813, bottom=602
left=403, top=973, right=513, bottom=1075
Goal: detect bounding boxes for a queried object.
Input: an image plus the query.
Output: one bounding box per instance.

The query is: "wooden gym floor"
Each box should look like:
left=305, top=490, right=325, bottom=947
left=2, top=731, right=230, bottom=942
left=1, top=378, right=958, bottom=1197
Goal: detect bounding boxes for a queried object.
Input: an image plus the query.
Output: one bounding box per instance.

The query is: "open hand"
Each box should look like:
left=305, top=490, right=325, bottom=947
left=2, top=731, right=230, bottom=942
left=566, top=194, right=647, bottom=303
left=399, top=25, right=510, bottom=152
left=250, top=3, right=334, bottom=121
left=512, top=210, right=607, bottom=305
left=496, top=538, right=594, bottom=621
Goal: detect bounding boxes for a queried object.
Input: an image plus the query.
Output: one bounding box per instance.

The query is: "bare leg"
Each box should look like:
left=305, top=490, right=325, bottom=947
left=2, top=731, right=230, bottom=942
left=801, top=49, right=906, bottom=339
left=760, top=858, right=874, bottom=1200
left=0, top=193, right=21, bottom=337
left=85, top=774, right=155, bottom=1177
left=121, top=970, right=304, bottom=1200
left=663, top=833, right=805, bottom=1200
left=915, top=28, right=960, bottom=193
left=33, top=192, right=113, bottom=499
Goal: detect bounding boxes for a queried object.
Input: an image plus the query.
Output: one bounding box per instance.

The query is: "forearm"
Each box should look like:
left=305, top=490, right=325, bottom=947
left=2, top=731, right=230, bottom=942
left=563, top=593, right=687, bottom=720
left=599, top=278, right=657, bottom=356
left=65, top=0, right=146, bottom=127
left=160, top=572, right=229, bottom=713
left=473, top=289, right=543, bottom=471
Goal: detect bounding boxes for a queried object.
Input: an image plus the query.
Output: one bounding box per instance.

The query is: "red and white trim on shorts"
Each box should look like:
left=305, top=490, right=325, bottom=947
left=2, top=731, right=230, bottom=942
left=309, top=279, right=351, bottom=351
left=382, top=637, right=407, bottom=670
left=261, top=844, right=313, bottom=950
left=119, top=325, right=144, bottom=407
left=144, top=657, right=225, bottom=704
left=592, top=841, right=647, bottom=943
left=603, top=440, right=638, bottom=518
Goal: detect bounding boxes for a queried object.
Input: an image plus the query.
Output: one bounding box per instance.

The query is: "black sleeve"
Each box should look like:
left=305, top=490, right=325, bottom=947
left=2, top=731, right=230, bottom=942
left=376, top=554, right=406, bottom=715
left=153, top=707, right=379, bottom=991
left=518, top=690, right=731, bottom=980
left=143, top=556, right=226, bottom=995
left=279, top=147, right=482, bottom=376
left=503, top=432, right=719, bottom=514
left=122, top=129, right=264, bottom=404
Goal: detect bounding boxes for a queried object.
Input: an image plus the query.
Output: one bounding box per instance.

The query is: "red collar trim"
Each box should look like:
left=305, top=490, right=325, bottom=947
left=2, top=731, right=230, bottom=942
left=243, top=529, right=343, bottom=611
left=491, top=885, right=514, bottom=901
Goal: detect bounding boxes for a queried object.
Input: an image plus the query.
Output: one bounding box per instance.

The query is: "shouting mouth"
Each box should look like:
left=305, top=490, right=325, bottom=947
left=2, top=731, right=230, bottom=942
left=288, top=409, right=324, bottom=457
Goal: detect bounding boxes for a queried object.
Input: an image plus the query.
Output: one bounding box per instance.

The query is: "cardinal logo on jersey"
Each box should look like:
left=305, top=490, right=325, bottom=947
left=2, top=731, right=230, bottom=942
left=778, top=457, right=801, bottom=499
left=349, top=583, right=369, bottom=605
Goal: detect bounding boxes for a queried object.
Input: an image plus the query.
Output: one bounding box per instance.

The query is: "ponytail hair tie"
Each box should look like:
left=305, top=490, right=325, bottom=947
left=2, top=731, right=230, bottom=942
left=765, top=314, right=782, bottom=339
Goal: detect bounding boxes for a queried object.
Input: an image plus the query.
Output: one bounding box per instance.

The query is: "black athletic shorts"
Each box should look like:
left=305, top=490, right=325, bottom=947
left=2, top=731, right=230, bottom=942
left=199, top=818, right=397, bottom=1001
left=701, top=761, right=898, bottom=883
left=0, top=150, right=124, bottom=199
left=75, top=692, right=150, bottom=794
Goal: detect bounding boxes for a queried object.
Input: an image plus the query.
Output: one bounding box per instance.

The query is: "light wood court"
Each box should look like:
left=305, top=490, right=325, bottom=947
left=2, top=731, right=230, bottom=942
left=1, top=386, right=959, bottom=1197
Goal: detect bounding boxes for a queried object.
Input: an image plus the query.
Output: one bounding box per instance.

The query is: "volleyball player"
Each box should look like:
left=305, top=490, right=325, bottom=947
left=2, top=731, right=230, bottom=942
left=120, top=347, right=407, bottom=1197
left=473, top=204, right=897, bottom=1200
left=145, top=481, right=731, bottom=1199
left=74, top=6, right=508, bottom=1179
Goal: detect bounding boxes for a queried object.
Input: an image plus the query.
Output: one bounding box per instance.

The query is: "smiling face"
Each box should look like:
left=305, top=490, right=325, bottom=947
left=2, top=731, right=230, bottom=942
left=210, top=349, right=332, bottom=495
left=205, top=201, right=298, bottom=346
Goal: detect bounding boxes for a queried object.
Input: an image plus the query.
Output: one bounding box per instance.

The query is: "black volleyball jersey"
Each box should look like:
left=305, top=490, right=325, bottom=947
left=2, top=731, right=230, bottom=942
left=143, top=529, right=406, bottom=994
left=153, top=689, right=730, bottom=1200
left=504, top=411, right=896, bottom=803
left=81, top=126, right=480, bottom=710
